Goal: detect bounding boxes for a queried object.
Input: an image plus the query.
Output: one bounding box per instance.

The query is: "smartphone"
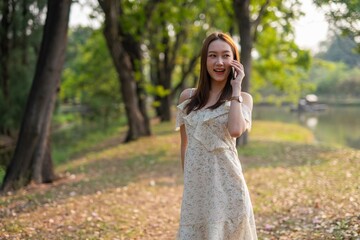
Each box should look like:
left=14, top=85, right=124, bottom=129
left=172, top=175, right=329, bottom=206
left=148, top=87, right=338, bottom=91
left=231, top=67, right=236, bottom=79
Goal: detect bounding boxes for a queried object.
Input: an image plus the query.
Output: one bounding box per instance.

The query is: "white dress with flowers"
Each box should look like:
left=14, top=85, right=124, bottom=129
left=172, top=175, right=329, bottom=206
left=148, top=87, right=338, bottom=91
left=175, top=99, right=257, bottom=240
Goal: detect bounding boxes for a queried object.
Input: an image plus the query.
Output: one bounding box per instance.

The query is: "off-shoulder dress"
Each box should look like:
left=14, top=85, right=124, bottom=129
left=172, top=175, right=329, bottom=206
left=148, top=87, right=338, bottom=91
left=175, top=98, right=257, bottom=240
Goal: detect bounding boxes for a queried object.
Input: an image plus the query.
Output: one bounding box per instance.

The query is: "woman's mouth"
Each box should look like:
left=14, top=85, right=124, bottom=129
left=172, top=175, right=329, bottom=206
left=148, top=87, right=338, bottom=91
left=214, top=69, right=225, bottom=74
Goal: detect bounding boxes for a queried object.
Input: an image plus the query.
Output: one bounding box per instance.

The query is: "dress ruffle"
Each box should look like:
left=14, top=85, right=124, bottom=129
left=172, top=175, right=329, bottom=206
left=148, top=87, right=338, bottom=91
left=175, top=99, right=190, bottom=131
left=184, top=101, right=231, bottom=152
left=175, top=100, right=252, bottom=152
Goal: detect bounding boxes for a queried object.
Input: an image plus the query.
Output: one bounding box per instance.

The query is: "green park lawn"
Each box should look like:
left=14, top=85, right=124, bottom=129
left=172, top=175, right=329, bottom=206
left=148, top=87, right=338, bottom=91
left=0, top=119, right=359, bottom=239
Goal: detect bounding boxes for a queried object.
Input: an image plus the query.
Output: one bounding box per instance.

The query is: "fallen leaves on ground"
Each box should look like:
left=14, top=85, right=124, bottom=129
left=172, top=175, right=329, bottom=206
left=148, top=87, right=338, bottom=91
left=0, top=121, right=359, bottom=239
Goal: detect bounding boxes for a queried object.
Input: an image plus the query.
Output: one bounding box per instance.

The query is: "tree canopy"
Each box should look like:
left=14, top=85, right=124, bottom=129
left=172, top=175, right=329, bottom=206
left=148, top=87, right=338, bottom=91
left=314, top=0, right=360, bottom=51
left=0, top=0, right=47, bottom=134
left=61, top=28, right=121, bottom=123
left=317, top=35, right=360, bottom=67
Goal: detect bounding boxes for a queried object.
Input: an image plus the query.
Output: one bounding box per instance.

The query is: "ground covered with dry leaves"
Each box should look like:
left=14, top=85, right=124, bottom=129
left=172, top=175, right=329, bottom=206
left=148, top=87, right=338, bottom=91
left=0, top=120, right=359, bottom=239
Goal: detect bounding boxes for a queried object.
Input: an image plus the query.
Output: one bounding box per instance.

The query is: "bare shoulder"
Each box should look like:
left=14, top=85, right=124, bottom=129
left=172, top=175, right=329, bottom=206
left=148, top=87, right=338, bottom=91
left=178, top=88, right=196, bottom=104
left=241, top=92, right=253, bottom=111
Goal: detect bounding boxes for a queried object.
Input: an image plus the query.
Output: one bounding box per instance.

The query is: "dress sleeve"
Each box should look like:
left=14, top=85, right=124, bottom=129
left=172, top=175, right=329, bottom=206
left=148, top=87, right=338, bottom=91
left=241, top=104, right=252, bottom=131
left=175, top=99, right=189, bottom=131
left=175, top=108, right=185, bottom=131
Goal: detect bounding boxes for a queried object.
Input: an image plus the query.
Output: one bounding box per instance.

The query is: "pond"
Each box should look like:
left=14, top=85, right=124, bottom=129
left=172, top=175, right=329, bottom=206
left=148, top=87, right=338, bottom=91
left=253, top=105, right=360, bottom=149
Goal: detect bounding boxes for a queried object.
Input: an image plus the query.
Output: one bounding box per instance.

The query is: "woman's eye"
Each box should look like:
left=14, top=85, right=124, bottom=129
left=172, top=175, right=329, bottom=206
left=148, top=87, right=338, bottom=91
left=208, top=54, right=216, bottom=58
left=224, top=54, right=230, bottom=58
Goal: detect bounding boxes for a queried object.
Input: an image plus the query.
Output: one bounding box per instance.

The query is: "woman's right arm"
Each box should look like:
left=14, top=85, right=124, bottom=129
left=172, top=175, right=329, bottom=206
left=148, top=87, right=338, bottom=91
left=180, top=125, right=187, bottom=171
left=178, top=88, right=193, bottom=171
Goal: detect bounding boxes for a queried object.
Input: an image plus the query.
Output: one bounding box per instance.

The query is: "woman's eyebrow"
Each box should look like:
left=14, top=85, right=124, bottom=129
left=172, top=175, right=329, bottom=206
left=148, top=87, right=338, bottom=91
left=208, top=50, right=231, bottom=53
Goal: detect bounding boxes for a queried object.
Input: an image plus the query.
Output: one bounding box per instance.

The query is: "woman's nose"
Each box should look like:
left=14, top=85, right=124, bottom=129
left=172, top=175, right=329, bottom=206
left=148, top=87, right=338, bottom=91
left=215, top=57, right=224, bottom=65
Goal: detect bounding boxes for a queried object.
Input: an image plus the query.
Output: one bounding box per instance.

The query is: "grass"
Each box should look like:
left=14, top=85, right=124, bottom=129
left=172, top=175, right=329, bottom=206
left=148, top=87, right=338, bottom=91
left=0, top=116, right=127, bottom=186
left=0, top=168, right=4, bottom=186
left=248, top=121, right=315, bottom=144
left=0, top=119, right=359, bottom=239
left=51, top=116, right=127, bottom=165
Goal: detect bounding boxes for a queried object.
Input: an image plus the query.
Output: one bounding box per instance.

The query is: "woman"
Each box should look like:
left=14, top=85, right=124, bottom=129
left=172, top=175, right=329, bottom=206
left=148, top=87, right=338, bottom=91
left=175, top=32, right=257, bottom=239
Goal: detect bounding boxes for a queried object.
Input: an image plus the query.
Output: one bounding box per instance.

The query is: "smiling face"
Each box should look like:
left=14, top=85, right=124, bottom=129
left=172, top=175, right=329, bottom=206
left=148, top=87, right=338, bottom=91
left=206, top=39, right=234, bottom=83
left=187, top=32, right=240, bottom=112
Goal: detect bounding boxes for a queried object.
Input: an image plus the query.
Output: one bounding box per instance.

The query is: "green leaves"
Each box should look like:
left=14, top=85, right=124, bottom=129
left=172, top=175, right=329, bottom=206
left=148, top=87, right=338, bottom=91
left=309, top=58, right=360, bottom=98
left=145, top=85, right=170, bottom=98
left=313, top=0, right=360, bottom=51
left=251, top=1, right=313, bottom=103
left=0, top=0, right=46, bottom=131
left=61, top=28, right=121, bottom=121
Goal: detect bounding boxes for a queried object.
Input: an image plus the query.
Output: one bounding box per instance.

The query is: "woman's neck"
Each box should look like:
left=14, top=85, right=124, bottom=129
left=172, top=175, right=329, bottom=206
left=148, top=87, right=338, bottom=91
left=203, top=80, right=226, bottom=107
left=210, top=80, right=226, bottom=97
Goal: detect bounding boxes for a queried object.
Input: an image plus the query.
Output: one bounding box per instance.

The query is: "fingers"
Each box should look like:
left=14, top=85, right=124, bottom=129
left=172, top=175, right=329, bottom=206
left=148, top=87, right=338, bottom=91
left=231, top=60, right=243, bottom=70
left=230, top=60, right=245, bottom=80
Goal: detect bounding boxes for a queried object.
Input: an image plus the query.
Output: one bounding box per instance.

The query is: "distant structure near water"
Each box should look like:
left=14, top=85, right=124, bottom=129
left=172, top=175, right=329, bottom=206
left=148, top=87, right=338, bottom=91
left=291, top=94, right=328, bottom=112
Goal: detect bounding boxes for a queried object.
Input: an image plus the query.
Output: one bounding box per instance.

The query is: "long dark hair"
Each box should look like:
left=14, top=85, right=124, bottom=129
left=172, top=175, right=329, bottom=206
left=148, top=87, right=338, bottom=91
left=185, top=32, right=240, bottom=114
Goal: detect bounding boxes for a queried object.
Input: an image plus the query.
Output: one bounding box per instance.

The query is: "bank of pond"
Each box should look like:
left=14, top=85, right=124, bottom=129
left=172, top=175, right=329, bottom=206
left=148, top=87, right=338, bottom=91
left=253, top=104, right=360, bottom=149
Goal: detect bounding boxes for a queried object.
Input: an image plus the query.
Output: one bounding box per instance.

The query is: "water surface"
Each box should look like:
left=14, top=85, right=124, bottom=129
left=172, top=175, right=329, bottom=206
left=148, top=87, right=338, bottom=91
left=253, top=105, right=360, bottom=149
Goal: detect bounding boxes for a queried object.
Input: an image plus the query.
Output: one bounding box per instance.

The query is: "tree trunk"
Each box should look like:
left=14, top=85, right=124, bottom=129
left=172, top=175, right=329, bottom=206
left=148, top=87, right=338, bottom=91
left=158, top=90, right=172, bottom=122
left=41, top=138, right=56, bottom=183
left=0, top=0, right=11, bottom=102
left=156, top=12, right=172, bottom=121
left=136, top=78, right=151, bottom=136
left=121, top=35, right=151, bottom=136
left=233, top=0, right=253, bottom=145
left=158, top=40, right=173, bottom=122
left=99, top=0, right=151, bottom=142
left=152, top=19, right=186, bottom=122
left=154, top=49, right=172, bottom=121
left=1, top=0, right=71, bottom=192
left=234, top=0, right=252, bottom=93
left=32, top=85, right=58, bottom=183
left=21, top=0, right=29, bottom=65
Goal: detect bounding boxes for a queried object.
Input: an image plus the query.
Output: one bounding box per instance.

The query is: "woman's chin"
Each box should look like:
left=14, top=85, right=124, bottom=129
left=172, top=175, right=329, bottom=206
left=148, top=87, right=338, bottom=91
left=211, top=76, right=228, bottom=82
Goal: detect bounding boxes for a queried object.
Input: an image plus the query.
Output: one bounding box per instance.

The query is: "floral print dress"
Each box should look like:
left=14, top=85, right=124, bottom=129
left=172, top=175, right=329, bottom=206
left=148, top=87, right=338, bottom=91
left=175, top=99, right=257, bottom=240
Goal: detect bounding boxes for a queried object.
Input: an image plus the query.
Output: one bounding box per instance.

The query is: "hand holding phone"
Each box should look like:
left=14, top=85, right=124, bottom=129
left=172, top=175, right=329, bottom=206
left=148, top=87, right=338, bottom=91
left=230, top=60, right=244, bottom=81
left=231, top=67, right=237, bottom=80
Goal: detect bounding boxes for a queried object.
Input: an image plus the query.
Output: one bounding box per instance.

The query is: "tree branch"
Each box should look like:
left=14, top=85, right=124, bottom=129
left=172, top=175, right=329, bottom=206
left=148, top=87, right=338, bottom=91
left=252, top=0, right=270, bottom=43
left=168, top=29, right=186, bottom=74
left=171, top=51, right=200, bottom=98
